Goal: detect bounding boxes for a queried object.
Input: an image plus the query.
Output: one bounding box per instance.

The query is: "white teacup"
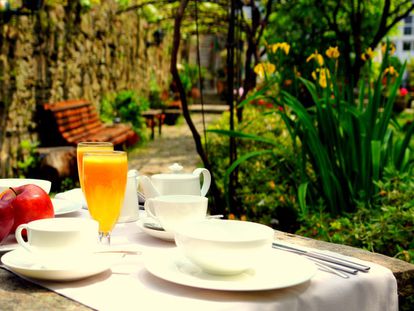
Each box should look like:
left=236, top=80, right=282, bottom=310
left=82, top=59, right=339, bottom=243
left=144, top=195, right=208, bottom=233
left=15, top=218, right=99, bottom=261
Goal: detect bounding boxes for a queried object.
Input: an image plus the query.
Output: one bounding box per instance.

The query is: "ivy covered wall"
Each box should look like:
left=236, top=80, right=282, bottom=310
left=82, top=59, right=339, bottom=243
left=0, top=0, right=170, bottom=177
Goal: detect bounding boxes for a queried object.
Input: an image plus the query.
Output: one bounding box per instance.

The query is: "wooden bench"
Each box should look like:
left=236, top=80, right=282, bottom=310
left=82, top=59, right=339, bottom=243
left=39, top=99, right=139, bottom=148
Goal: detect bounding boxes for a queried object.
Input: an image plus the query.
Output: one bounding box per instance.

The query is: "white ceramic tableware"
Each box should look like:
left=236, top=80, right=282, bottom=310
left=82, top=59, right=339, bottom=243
left=144, top=195, right=208, bottom=233
left=1, top=248, right=113, bottom=281
left=175, top=219, right=274, bottom=275
left=140, top=163, right=211, bottom=199
left=138, top=217, right=175, bottom=241
left=15, top=218, right=99, bottom=261
left=54, top=188, right=87, bottom=208
left=118, top=169, right=140, bottom=223
left=51, top=198, right=82, bottom=216
left=0, top=178, right=51, bottom=194
left=144, top=248, right=317, bottom=291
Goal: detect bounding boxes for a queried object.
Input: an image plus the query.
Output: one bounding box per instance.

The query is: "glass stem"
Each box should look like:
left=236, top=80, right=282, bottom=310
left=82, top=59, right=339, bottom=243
left=99, top=232, right=111, bottom=245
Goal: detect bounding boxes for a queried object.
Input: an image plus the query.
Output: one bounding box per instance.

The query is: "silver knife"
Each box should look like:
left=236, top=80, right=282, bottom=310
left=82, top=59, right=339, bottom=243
left=272, top=242, right=370, bottom=272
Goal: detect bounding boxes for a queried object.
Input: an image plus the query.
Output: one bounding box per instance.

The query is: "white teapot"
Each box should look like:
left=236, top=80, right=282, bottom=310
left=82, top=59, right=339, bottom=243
left=140, top=163, right=211, bottom=199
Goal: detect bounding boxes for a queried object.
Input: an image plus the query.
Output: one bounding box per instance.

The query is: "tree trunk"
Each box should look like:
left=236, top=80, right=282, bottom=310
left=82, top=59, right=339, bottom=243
left=227, top=0, right=238, bottom=215
left=170, top=0, right=224, bottom=215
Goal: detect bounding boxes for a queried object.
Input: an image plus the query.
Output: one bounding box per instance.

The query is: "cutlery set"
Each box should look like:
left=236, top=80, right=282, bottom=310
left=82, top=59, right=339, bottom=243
left=272, top=242, right=370, bottom=278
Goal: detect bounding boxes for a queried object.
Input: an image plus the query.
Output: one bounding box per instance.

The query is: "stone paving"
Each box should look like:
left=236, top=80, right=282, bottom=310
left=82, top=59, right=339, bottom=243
left=128, top=112, right=222, bottom=176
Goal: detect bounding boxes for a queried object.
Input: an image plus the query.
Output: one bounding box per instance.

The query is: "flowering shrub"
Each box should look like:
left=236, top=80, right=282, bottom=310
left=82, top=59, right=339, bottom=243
left=273, top=43, right=413, bottom=216
left=217, top=41, right=414, bottom=217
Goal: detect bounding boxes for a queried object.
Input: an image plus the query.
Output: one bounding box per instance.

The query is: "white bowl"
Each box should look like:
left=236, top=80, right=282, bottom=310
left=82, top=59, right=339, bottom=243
left=175, top=219, right=274, bottom=275
left=0, top=178, right=51, bottom=194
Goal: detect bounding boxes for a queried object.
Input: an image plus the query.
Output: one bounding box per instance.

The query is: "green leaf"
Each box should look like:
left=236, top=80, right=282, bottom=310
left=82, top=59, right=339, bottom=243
left=207, top=129, right=283, bottom=147
left=224, top=150, right=276, bottom=180
left=371, top=140, right=381, bottom=185
left=298, top=182, right=308, bottom=217
left=396, top=119, right=414, bottom=170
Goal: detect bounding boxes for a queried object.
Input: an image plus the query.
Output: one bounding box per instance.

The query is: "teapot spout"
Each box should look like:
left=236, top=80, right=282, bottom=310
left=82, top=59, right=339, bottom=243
left=140, top=175, right=160, bottom=199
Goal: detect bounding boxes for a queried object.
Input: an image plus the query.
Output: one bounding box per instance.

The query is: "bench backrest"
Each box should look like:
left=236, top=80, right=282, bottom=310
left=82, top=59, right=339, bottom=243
left=39, top=99, right=138, bottom=147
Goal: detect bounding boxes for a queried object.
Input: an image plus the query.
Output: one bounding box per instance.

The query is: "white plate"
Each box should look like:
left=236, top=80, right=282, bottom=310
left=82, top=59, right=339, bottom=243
left=137, top=217, right=175, bottom=241
left=52, top=198, right=82, bottom=216
left=54, top=188, right=87, bottom=209
left=144, top=248, right=317, bottom=291
left=1, top=248, right=113, bottom=281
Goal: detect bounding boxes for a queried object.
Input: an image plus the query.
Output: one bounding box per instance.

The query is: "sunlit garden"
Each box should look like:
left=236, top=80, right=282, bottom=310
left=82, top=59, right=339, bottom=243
left=1, top=0, right=413, bottom=262
left=0, top=1, right=414, bottom=309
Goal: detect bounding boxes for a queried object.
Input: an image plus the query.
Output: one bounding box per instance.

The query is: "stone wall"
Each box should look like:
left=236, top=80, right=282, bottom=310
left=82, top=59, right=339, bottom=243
left=0, top=1, right=170, bottom=177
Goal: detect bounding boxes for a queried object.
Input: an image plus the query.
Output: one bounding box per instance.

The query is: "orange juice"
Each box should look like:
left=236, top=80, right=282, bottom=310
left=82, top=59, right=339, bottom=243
left=82, top=151, right=127, bottom=234
left=77, top=142, right=113, bottom=191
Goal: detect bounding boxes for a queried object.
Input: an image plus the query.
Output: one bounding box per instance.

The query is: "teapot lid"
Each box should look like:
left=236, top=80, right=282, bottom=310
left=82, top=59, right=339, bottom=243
left=168, top=163, right=183, bottom=173
left=152, top=163, right=197, bottom=181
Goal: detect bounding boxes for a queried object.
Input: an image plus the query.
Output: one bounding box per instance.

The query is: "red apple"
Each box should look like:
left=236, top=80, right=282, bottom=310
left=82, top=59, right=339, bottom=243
left=1, top=184, right=55, bottom=233
left=0, top=199, right=14, bottom=243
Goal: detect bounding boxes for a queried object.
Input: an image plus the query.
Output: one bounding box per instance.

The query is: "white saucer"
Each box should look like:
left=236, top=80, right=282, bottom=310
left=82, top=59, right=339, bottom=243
left=1, top=248, right=113, bottom=281
left=144, top=248, right=317, bottom=291
left=137, top=217, right=175, bottom=241
left=52, top=198, right=82, bottom=216
left=0, top=234, right=18, bottom=253
left=54, top=188, right=87, bottom=209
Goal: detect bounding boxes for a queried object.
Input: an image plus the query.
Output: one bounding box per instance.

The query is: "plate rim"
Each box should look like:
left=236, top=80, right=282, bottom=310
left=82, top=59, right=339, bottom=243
left=144, top=248, right=317, bottom=291
left=1, top=248, right=111, bottom=281
left=52, top=198, right=82, bottom=216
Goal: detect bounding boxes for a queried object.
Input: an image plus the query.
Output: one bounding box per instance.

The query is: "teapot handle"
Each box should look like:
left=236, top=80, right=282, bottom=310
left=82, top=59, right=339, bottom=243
left=193, top=168, right=211, bottom=197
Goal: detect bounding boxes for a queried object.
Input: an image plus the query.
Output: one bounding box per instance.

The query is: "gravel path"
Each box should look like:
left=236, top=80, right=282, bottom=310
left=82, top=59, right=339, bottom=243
left=128, top=113, right=222, bottom=176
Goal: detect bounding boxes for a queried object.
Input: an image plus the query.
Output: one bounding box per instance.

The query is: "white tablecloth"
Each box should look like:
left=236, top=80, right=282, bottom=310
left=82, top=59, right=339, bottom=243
left=3, top=210, right=398, bottom=311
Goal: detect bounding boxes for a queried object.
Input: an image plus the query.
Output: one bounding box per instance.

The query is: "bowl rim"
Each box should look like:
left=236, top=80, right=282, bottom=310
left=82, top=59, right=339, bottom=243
left=0, top=178, right=51, bottom=185
left=175, top=219, right=274, bottom=243
left=0, top=178, right=52, bottom=193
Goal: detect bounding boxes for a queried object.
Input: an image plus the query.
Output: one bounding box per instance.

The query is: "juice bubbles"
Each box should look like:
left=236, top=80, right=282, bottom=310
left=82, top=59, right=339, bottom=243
left=82, top=151, right=127, bottom=238
left=77, top=142, right=113, bottom=191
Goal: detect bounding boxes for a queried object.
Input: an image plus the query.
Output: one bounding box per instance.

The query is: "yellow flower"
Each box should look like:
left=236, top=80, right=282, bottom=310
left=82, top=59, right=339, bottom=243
left=325, top=46, right=340, bottom=59
left=254, top=62, right=276, bottom=78
left=311, top=68, right=330, bottom=88
left=318, top=68, right=329, bottom=88
left=381, top=42, right=396, bottom=55
left=361, top=47, right=375, bottom=61
left=271, top=42, right=290, bottom=55
left=240, top=215, right=247, bottom=221
left=383, top=66, right=399, bottom=77
left=306, top=50, right=324, bottom=66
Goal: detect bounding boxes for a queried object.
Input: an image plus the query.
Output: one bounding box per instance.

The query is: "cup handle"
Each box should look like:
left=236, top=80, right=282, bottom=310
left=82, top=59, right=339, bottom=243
left=193, top=168, right=211, bottom=197
left=144, top=198, right=158, bottom=219
left=15, top=224, right=32, bottom=253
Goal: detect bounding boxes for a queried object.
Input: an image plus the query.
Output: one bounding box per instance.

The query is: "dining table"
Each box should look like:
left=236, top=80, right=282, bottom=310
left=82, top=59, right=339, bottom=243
left=0, top=193, right=401, bottom=311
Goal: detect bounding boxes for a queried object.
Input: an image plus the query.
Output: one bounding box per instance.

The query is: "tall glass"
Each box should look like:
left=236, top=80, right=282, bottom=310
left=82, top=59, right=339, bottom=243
left=82, top=151, right=128, bottom=244
left=77, top=142, right=113, bottom=191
